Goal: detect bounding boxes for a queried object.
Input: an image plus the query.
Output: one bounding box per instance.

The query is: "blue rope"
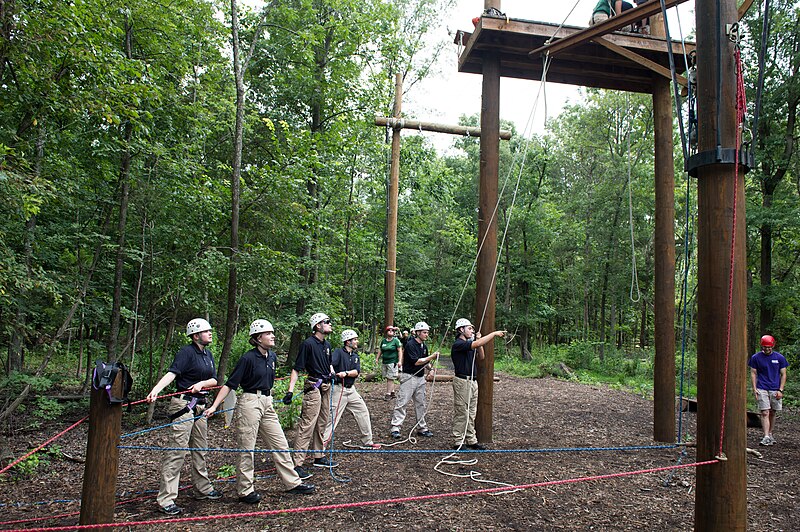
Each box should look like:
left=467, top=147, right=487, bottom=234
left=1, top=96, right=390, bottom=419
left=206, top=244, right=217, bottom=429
left=118, top=444, right=679, bottom=454
left=120, top=407, right=235, bottom=439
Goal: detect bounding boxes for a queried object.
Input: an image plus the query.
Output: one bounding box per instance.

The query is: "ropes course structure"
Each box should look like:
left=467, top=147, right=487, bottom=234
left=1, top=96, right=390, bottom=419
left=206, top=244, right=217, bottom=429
left=0, top=1, right=771, bottom=529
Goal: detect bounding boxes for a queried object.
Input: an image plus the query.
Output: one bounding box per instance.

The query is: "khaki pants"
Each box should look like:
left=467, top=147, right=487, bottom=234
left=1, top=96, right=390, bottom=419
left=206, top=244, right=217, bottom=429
left=292, top=382, right=331, bottom=466
left=234, top=393, right=300, bottom=494
left=156, top=397, right=214, bottom=507
left=390, top=373, right=428, bottom=431
left=451, top=377, right=478, bottom=445
left=324, top=385, right=373, bottom=446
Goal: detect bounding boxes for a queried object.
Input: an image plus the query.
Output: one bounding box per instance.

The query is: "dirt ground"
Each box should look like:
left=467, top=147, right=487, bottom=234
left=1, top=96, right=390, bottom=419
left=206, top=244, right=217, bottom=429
left=1, top=372, right=798, bottom=531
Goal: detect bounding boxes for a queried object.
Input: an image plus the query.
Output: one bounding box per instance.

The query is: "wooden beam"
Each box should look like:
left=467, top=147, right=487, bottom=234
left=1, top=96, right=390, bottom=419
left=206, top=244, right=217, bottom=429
left=375, top=117, right=512, bottom=140
left=528, top=0, right=690, bottom=58
left=594, top=36, right=688, bottom=86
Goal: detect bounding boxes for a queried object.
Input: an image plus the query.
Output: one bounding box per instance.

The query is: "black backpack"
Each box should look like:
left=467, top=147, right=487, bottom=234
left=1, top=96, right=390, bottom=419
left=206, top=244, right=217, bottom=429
left=92, top=359, right=133, bottom=406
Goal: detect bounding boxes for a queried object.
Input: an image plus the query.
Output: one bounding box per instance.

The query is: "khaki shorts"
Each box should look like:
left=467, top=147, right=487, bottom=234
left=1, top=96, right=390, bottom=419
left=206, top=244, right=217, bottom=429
left=381, top=363, right=399, bottom=379
left=755, top=389, right=782, bottom=411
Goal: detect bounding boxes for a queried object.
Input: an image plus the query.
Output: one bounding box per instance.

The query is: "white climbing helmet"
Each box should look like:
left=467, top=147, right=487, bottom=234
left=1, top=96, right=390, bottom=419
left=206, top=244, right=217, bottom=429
left=249, top=319, right=274, bottom=336
left=455, top=318, right=472, bottom=330
left=413, top=321, right=430, bottom=332
left=309, top=312, right=330, bottom=330
left=341, top=329, right=358, bottom=343
left=186, top=318, right=212, bottom=337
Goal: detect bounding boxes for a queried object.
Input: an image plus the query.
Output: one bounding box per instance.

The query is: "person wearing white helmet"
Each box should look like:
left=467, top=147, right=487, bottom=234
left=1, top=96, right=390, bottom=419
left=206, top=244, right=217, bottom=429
left=282, top=311, right=337, bottom=479
left=389, top=321, right=439, bottom=439
left=205, top=320, right=315, bottom=501
left=376, top=325, right=403, bottom=400
left=146, top=318, right=221, bottom=515
left=450, top=319, right=506, bottom=450
left=323, top=329, right=379, bottom=450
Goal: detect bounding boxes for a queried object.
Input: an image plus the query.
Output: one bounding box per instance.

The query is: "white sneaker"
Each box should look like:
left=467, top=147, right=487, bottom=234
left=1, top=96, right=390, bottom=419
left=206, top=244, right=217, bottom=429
left=768, top=434, right=776, bottom=444
left=760, top=436, right=773, bottom=446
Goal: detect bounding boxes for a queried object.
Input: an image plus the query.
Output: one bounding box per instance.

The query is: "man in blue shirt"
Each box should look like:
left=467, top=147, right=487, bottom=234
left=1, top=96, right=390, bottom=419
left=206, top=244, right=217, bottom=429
left=748, top=334, right=789, bottom=446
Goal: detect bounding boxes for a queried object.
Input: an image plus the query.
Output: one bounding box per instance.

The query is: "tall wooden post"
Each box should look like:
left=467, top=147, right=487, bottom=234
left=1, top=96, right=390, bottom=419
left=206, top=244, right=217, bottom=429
left=384, top=73, right=402, bottom=327
left=694, top=0, right=747, bottom=528
left=650, top=14, right=676, bottom=443
left=475, top=0, right=501, bottom=443
left=80, top=366, right=124, bottom=525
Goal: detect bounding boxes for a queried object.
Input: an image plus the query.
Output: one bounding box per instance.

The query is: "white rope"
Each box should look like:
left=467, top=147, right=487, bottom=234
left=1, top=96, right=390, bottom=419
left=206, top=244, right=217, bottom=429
left=546, top=0, right=586, bottom=45
left=432, top=55, right=555, bottom=487
left=626, top=94, right=641, bottom=303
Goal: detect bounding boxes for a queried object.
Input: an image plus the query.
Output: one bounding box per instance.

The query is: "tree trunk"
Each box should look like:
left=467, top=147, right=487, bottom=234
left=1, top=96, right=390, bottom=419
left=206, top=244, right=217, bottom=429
left=146, top=305, right=178, bottom=424
left=107, top=18, right=135, bottom=362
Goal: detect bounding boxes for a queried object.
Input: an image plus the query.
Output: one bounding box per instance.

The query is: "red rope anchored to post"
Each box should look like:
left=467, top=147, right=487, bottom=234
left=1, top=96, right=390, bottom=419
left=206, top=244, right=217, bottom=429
left=718, top=46, right=747, bottom=459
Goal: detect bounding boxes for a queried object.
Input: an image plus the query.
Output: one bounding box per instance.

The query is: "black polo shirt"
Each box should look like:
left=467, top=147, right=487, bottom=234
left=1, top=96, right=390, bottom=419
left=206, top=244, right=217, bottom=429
left=451, top=337, right=478, bottom=377
left=168, top=343, right=217, bottom=392
left=294, top=335, right=333, bottom=380
left=225, top=348, right=277, bottom=393
left=402, top=339, right=428, bottom=376
left=331, top=347, right=361, bottom=387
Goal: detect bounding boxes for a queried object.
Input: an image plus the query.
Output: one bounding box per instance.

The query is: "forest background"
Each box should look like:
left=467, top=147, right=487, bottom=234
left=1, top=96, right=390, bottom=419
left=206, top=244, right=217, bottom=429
left=1, top=0, right=799, bottom=429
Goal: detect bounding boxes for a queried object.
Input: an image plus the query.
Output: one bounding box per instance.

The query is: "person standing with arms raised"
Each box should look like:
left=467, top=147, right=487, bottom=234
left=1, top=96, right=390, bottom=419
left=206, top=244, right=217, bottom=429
left=450, top=318, right=505, bottom=450
left=146, top=318, right=221, bottom=515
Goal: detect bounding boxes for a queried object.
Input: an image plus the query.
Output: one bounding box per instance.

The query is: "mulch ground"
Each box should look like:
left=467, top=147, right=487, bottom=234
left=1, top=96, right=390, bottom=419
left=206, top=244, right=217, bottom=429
left=1, top=372, right=798, bottom=531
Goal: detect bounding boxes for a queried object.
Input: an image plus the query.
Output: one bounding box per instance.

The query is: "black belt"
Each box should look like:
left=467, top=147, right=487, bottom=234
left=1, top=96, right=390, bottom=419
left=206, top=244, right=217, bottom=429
left=178, top=394, right=207, bottom=404
left=243, top=390, right=271, bottom=395
left=455, top=374, right=476, bottom=380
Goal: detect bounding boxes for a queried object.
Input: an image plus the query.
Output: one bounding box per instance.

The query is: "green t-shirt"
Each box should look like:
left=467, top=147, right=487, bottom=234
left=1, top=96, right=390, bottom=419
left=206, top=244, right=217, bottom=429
left=593, top=0, right=612, bottom=15
left=379, top=337, right=402, bottom=364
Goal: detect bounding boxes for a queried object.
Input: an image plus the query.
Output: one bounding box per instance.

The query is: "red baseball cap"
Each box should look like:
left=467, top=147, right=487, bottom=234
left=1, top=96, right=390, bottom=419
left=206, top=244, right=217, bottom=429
left=385, top=325, right=396, bottom=332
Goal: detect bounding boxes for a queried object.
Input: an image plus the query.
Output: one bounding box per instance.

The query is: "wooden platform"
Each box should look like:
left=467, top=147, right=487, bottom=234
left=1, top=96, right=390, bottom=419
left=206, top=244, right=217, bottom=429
left=456, top=16, right=695, bottom=94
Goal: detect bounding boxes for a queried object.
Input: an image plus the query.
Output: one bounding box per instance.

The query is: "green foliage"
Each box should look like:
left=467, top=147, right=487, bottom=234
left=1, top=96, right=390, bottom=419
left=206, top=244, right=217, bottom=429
left=33, top=397, right=65, bottom=421
left=216, top=464, right=236, bottom=479
left=10, top=453, right=50, bottom=480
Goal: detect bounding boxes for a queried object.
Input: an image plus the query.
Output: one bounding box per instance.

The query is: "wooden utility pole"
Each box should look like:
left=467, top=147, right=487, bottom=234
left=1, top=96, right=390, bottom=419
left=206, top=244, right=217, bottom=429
left=650, top=14, right=676, bottom=443
left=80, top=366, right=124, bottom=525
left=475, top=0, right=501, bottom=443
left=694, top=0, right=748, bottom=527
left=384, top=73, right=402, bottom=328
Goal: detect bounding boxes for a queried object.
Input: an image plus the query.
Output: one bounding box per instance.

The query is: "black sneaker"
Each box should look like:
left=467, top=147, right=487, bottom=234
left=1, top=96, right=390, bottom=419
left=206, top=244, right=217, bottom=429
left=195, top=488, right=223, bottom=500
left=313, top=456, right=339, bottom=468
left=159, top=503, right=182, bottom=515
left=286, top=482, right=315, bottom=494
left=417, top=429, right=434, bottom=437
left=391, top=430, right=401, bottom=439
left=467, top=443, right=486, bottom=450
left=294, top=465, right=313, bottom=480
left=238, top=491, right=261, bottom=504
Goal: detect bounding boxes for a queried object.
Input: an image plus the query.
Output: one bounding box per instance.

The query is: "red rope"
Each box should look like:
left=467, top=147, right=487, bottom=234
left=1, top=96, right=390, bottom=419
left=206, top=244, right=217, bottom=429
left=6, top=460, right=719, bottom=531
left=0, top=415, right=88, bottom=476
left=719, top=47, right=747, bottom=457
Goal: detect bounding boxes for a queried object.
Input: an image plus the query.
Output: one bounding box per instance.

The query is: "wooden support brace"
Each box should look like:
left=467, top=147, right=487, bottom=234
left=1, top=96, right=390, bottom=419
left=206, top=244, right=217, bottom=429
left=593, top=36, right=688, bottom=87
left=528, top=0, right=690, bottom=58
left=375, top=117, right=513, bottom=140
